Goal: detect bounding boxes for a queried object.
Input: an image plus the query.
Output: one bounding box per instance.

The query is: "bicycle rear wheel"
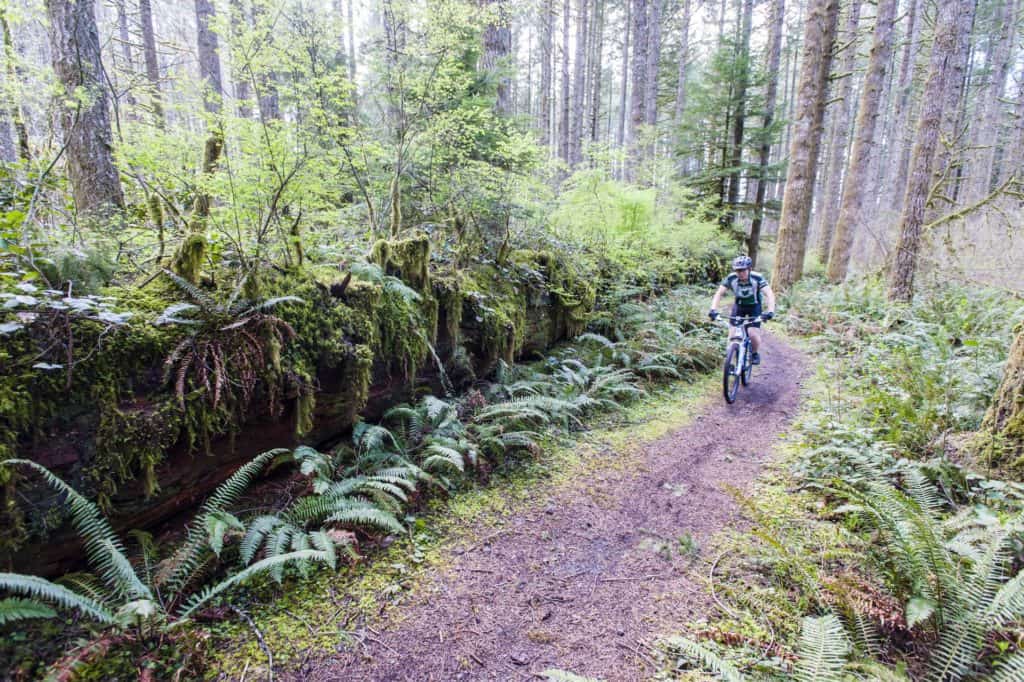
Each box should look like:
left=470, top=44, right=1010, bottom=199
left=723, top=343, right=740, bottom=403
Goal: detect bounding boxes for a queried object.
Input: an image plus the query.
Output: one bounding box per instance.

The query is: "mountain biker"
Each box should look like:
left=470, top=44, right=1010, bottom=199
left=707, top=256, right=776, bottom=365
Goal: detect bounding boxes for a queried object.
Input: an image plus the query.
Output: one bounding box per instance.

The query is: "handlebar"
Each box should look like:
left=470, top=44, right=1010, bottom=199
left=713, top=314, right=768, bottom=326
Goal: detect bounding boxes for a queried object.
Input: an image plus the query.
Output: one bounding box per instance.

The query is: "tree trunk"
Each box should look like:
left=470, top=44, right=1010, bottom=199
left=139, top=0, right=163, bottom=126
left=232, top=0, right=253, bottom=119
left=1004, top=76, right=1024, bottom=183
left=45, top=0, right=124, bottom=217
left=115, top=0, right=136, bottom=108
left=559, top=0, right=571, bottom=162
left=346, top=0, right=356, bottom=84
left=981, top=326, right=1024, bottom=467
left=747, top=0, right=785, bottom=267
left=673, top=0, right=691, bottom=131
left=924, top=0, right=975, bottom=225
left=826, top=0, right=899, bottom=283
left=616, top=0, right=630, bottom=154
left=881, top=0, right=921, bottom=216
left=540, top=0, right=553, bottom=147
left=1, top=9, right=29, bottom=160
left=627, top=0, right=648, bottom=178
left=815, top=0, right=862, bottom=265
left=888, top=0, right=974, bottom=303
left=966, top=0, right=1017, bottom=200
left=251, top=0, right=280, bottom=121
left=587, top=0, right=605, bottom=143
left=643, top=0, right=661, bottom=128
left=570, top=0, right=588, bottom=164
left=724, top=0, right=754, bottom=231
left=195, top=0, right=223, bottom=115
left=771, top=0, right=840, bottom=293
left=482, top=0, right=513, bottom=117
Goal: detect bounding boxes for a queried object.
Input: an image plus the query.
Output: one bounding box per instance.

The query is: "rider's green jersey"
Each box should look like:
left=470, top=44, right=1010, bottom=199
left=720, top=271, right=768, bottom=307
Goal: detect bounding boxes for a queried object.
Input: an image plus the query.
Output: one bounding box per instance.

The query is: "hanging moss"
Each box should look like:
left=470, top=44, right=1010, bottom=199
left=461, top=265, right=529, bottom=367
left=294, top=376, right=316, bottom=439
left=433, top=273, right=463, bottom=349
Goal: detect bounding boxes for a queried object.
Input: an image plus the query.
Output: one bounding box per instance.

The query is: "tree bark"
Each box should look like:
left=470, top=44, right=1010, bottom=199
left=559, top=0, right=571, bottom=162
left=1, top=9, right=29, bottom=160
left=815, top=0, right=862, bottom=265
left=540, top=0, right=553, bottom=147
left=587, top=0, right=605, bottom=143
left=482, top=0, right=513, bottom=117
left=747, top=0, right=785, bottom=267
left=195, top=0, right=224, bottom=116
left=887, top=0, right=974, bottom=302
left=771, top=0, right=840, bottom=293
left=966, top=0, right=1017, bottom=200
left=643, top=0, right=661, bottom=127
left=724, top=0, right=754, bottom=231
left=250, top=1, right=280, bottom=121
left=232, top=0, right=253, bottom=119
left=826, top=0, right=899, bottom=283
left=881, top=0, right=921, bottom=216
left=346, top=0, right=356, bottom=84
left=139, top=0, right=163, bottom=126
left=570, top=0, right=588, bottom=164
left=981, top=326, right=1024, bottom=466
left=45, top=0, right=124, bottom=217
left=627, top=0, right=648, bottom=178
left=616, top=0, right=631, bottom=154
left=115, top=0, right=136, bottom=108
left=1005, top=76, right=1024, bottom=183
left=673, top=0, right=691, bottom=130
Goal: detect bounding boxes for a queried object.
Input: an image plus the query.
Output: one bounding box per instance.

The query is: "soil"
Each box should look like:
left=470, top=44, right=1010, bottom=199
left=290, top=333, right=807, bottom=681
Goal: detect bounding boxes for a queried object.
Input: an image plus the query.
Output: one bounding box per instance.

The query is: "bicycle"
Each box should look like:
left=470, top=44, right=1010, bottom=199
left=718, top=315, right=765, bottom=404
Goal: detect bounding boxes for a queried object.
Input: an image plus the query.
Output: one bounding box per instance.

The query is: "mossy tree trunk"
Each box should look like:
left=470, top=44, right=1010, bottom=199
left=982, top=326, right=1024, bottom=466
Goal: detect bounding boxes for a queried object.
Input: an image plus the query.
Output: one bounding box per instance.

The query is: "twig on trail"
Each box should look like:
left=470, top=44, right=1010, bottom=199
left=239, top=659, right=250, bottom=682
left=615, top=641, right=657, bottom=668
left=470, top=652, right=485, bottom=667
left=282, top=607, right=317, bottom=637
left=598, top=573, right=668, bottom=583
left=464, top=528, right=517, bottom=552
left=231, top=605, right=274, bottom=681
left=365, top=635, right=398, bottom=654
left=455, top=567, right=495, bottom=574
left=709, top=550, right=740, bottom=620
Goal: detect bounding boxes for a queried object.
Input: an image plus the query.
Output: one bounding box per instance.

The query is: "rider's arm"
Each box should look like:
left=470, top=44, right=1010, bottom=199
left=710, top=285, right=728, bottom=311
left=762, top=284, right=776, bottom=314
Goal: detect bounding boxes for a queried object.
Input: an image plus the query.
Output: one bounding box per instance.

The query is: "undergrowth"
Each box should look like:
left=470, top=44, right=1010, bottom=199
left=0, top=285, right=718, bottom=679
left=660, top=278, right=1024, bottom=681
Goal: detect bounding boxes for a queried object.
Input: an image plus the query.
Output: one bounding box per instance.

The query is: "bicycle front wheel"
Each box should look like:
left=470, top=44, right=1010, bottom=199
left=723, top=343, right=741, bottom=404
left=741, top=341, right=753, bottom=386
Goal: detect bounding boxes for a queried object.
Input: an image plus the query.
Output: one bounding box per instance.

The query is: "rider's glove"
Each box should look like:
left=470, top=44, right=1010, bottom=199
left=761, top=311, right=774, bottom=322
left=708, top=309, right=719, bottom=321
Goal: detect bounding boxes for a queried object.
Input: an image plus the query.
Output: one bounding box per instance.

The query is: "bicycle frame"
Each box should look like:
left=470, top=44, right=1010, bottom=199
left=718, top=315, right=763, bottom=403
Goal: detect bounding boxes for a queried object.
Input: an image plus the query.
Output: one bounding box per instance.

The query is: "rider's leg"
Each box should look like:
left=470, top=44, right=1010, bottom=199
left=749, top=327, right=762, bottom=353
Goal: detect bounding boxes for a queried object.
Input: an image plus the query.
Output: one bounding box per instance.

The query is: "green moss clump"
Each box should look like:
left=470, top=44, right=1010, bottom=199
left=462, top=265, right=528, bottom=366
left=92, top=400, right=183, bottom=504
left=434, top=273, right=463, bottom=349
left=368, top=233, right=431, bottom=293
left=170, top=233, right=207, bottom=284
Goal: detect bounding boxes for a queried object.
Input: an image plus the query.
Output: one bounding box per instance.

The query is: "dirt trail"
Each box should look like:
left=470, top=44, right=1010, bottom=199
left=295, top=334, right=806, bottom=681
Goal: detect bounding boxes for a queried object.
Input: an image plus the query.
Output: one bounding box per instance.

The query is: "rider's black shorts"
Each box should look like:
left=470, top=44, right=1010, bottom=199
left=731, top=303, right=761, bottom=328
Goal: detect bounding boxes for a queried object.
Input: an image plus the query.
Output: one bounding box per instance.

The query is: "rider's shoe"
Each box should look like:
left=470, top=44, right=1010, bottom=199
left=752, top=352, right=761, bottom=365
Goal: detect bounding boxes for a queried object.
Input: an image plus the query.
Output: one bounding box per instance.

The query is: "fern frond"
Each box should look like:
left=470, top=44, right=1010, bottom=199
left=239, top=515, right=282, bottom=565
left=162, top=449, right=285, bottom=593
left=421, top=444, right=465, bottom=474
left=0, top=573, right=115, bottom=624
left=794, top=614, right=850, bottom=682
left=325, top=505, right=404, bottom=535
left=662, top=636, right=745, bottom=682
left=985, top=651, right=1024, bottom=681
left=176, top=550, right=333, bottom=619
left=0, top=597, right=57, bottom=625
left=1, top=460, right=150, bottom=601
left=844, top=661, right=911, bottom=681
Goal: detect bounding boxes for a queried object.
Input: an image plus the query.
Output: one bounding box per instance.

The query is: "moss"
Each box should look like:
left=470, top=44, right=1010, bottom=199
left=170, top=233, right=207, bottom=284
left=461, top=265, right=528, bottom=367
left=513, top=250, right=598, bottom=342
left=295, top=375, right=316, bottom=439
left=433, top=273, right=463, bottom=349
left=368, top=233, right=431, bottom=293
left=92, top=400, right=183, bottom=505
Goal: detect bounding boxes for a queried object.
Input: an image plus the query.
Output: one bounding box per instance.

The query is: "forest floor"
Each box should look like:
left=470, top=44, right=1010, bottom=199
left=279, top=333, right=807, bottom=682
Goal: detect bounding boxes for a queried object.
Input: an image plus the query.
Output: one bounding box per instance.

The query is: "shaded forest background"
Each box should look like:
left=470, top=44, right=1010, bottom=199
left=1, top=0, right=1022, bottom=297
